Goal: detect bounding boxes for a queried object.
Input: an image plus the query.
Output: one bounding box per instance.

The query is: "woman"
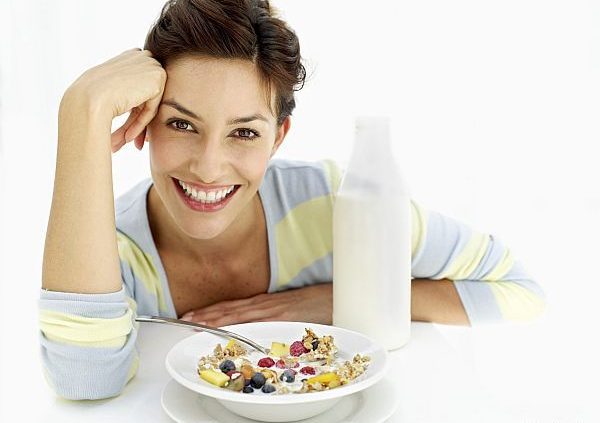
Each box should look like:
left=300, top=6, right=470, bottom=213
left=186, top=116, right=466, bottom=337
left=39, top=0, right=545, bottom=400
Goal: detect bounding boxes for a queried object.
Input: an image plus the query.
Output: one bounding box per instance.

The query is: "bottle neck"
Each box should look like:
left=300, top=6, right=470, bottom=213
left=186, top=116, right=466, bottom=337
left=350, top=116, right=394, bottom=165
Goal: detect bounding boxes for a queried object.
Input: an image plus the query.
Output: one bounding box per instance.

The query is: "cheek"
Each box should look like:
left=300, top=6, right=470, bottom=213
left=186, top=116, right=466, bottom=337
left=234, top=147, right=272, bottom=183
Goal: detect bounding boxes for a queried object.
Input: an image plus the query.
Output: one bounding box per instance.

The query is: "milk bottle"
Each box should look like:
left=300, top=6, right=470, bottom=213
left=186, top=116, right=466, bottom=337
left=332, top=116, right=411, bottom=350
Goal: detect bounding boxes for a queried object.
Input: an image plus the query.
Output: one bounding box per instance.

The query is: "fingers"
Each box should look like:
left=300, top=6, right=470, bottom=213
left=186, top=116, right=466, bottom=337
left=195, top=307, right=279, bottom=328
left=191, top=296, right=265, bottom=316
left=124, top=88, right=163, bottom=143
left=111, top=107, right=141, bottom=153
left=134, top=127, right=146, bottom=151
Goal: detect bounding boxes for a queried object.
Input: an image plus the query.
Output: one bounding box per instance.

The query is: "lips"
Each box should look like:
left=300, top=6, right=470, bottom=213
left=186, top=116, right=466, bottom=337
left=172, top=177, right=240, bottom=212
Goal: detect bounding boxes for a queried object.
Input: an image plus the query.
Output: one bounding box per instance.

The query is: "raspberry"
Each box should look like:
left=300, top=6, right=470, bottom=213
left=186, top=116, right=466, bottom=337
left=275, top=359, right=287, bottom=369
left=300, top=366, right=316, bottom=375
left=257, top=357, right=275, bottom=368
left=290, top=341, right=309, bottom=357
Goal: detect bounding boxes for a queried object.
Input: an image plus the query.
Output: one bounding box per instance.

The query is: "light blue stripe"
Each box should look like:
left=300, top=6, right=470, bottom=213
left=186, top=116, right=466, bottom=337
left=260, top=159, right=332, bottom=224
left=39, top=326, right=138, bottom=400
left=411, top=209, right=473, bottom=279
left=453, top=280, right=504, bottom=324
left=39, top=287, right=129, bottom=319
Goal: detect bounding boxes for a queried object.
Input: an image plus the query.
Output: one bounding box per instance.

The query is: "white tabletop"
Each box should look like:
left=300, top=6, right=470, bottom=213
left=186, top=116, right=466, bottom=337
left=22, top=318, right=597, bottom=423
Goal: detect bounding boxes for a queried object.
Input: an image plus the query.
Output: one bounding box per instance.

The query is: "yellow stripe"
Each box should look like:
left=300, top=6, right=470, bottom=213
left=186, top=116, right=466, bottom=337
left=321, top=159, right=343, bottom=194
left=483, top=248, right=515, bottom=281
left=39, top=309, right=133, bottom=348
left=489, top=281, right=546, bottom=321
left=441, top=232, right=490, bottom=280
left=410, top=200, right=428, bottom=258
left=116, top=231, right=167, bottom=312
left=275, top=195, right=333, bottom=287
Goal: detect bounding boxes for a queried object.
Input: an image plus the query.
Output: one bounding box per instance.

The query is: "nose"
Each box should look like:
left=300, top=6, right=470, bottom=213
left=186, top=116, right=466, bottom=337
left=188, top=136, right=228, bottom=184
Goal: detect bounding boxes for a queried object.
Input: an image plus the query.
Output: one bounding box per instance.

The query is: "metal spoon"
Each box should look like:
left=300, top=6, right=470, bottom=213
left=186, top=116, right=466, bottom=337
left=135, top=315, right=270, bottom=355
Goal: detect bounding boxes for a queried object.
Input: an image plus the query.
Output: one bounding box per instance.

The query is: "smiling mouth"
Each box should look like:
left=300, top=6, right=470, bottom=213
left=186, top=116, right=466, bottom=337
left=172, top=177, right=241, bottom=209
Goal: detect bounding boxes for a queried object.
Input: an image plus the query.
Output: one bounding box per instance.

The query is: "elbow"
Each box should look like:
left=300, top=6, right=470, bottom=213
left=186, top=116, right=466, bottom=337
left=41, top=348, right=139, bottom=401
left=494, top=278, right=548, bottom=323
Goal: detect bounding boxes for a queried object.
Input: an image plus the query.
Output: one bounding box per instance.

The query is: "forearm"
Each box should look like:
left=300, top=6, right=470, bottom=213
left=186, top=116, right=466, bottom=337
left=42, top=92, right=121, bottom=294
left=411, top=279, right=470, bottom=326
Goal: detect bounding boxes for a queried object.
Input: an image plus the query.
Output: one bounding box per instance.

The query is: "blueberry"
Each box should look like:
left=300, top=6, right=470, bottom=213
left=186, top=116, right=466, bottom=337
left=219, top=359, right=236, bottom=373
left=242, top=386, right=254, bottom=394
left=250, top=372, right=266, bottom=389
left=279, top=369, right=295, bottom=383
left=261, top=383, right=276, bottom=393
left=311, top=339, right=319, bottom=350
left=244, top=379, right=252, bottom=387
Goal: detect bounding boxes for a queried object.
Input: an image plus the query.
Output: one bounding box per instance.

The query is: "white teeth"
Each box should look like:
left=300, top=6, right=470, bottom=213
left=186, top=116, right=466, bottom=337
left=177, top=179, right=236, bottom=203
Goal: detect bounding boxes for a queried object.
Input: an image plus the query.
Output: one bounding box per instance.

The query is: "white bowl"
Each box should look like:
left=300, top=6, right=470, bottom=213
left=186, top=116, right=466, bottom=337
left=165, top=321, right=389, bottom=422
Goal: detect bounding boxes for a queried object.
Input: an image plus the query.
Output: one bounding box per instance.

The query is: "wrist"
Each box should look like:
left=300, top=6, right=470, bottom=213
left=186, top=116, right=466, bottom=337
left=59, top=84, right=112, bottom=126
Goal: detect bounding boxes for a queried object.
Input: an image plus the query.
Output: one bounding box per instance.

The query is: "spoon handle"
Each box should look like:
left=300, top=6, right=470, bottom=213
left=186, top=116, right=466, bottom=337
left=135, top=315, right=270, bottom=355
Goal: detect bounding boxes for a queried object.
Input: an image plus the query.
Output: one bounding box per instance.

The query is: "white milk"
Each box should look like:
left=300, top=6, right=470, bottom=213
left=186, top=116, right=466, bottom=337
left=332, top=117, right=411, bottom=350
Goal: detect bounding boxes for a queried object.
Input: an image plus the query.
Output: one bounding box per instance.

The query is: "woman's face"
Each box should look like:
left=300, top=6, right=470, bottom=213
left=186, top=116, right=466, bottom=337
left=146, top=55, right=289, bottom=241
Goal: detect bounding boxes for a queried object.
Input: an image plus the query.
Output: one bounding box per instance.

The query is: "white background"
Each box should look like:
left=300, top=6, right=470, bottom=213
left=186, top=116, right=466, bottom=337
left=1, top=0, right=599, bottom=421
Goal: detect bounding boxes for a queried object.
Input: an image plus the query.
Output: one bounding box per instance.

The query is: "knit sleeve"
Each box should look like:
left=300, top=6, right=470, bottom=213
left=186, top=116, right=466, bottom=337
left=410, top=201, right=546, bottom=325
left=38, top=284, right=139, bottom=400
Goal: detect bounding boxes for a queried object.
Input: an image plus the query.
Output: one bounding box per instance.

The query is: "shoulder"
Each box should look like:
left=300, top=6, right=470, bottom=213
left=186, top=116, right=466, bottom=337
left=114, top=178, right=154, bottom=253
left=262, top=158, right=344, bottom=199
left=259, top=158, right=343, bottom=225
left=115, top=178, right=153, bottom=217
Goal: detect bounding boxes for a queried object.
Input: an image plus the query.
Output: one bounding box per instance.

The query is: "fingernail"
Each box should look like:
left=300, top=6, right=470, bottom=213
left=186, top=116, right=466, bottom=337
left=181, top=313, right=193, bottom=321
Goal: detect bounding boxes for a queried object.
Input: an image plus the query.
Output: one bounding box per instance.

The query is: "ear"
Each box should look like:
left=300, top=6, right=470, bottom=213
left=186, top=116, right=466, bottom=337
left=270, top=116, right=291, bottom=158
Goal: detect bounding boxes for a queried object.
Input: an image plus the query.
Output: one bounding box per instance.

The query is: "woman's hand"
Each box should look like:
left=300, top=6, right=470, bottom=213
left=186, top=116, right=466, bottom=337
left=62, top=48, right=167, bottom=153
left=181, top=283, right=333, bottom=327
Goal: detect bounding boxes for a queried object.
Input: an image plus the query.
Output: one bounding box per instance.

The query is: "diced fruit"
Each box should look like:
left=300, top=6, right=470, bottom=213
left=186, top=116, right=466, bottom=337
left=290, top=341, right=308, bottom=357
left=199, top=369, right=230, bottom=387
left=270, top=342, right=289, bottom=357
left=225, top=373, right=245, bottom=391
left=306, top=372, right=340, bottom=387
left=250, top=372, right=266, bottom=389
left=275, top=358, right=300, bottom=369
left=240, top=364, right=255, bottom=380
left=257, top=357, right=275, bottom=368
left=279, top=369, right=296, bottom=383
left=261, top=383, right=276, bottom=393
left=328, top=378, right=341, bottom=389
left=242, top=386, right=254, bottom=394
left=300, top=366, right=316, bottom=375
left=225, top=339, right=236, bottom=350
left=226, top=370, right=239, bottom=378
left=219, top=359, right=236, bottom=373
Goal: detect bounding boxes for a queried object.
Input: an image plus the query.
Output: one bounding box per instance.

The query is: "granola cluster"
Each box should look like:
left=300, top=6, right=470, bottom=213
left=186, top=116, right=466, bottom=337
left=335, top=354, right=371, bottom=385
left=297, top=328, right=337, bottom=362
left=198, top=340, right=248, bottom=368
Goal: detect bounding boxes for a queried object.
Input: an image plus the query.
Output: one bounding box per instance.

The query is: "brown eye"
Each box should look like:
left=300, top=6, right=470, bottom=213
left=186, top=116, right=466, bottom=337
left=175, top=121, right=191, bottom=130
left=235, top=128, right=260, bottom=140
left=169, top=120, right=194, bottom=132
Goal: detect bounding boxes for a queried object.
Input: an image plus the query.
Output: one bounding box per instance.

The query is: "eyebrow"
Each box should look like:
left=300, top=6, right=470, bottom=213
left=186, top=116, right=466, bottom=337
left=160, top=100, right=269, bottom=125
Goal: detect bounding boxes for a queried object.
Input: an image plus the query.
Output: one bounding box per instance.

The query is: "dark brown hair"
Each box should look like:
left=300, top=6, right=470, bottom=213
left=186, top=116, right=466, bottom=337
left=144, top=0, right=306, bottom=126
